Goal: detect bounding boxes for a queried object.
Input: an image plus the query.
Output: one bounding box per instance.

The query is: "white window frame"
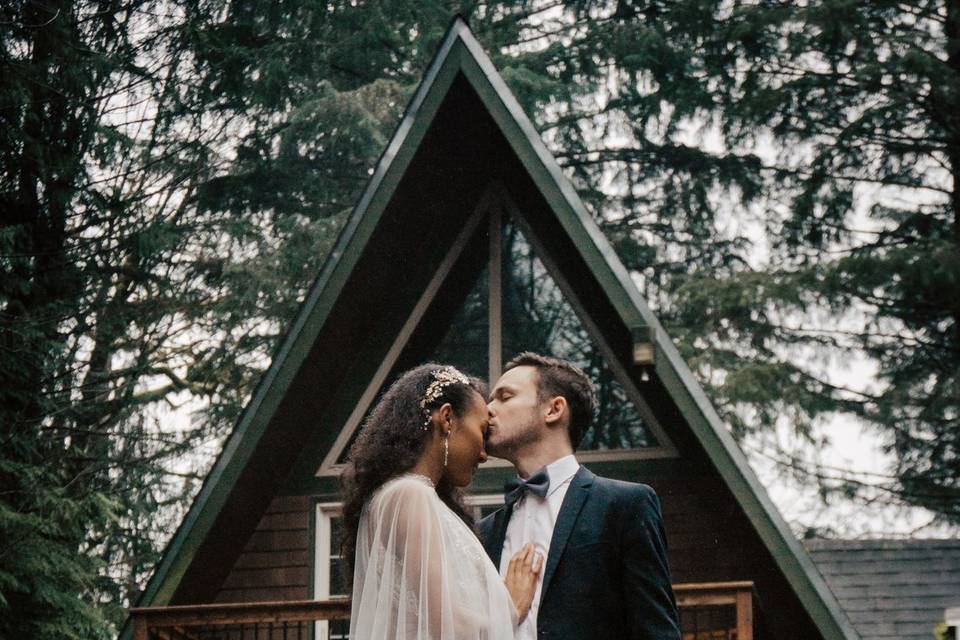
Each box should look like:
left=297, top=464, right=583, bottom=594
left=466, top=493, right=505, bottom=521
left=314, top=502, right=346, bottom=640
left=312, top=494, right=504, bottom=637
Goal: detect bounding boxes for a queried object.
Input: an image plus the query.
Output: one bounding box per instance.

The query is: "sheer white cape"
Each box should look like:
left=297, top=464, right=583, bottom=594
left=349, top=474, right=517, bottom=639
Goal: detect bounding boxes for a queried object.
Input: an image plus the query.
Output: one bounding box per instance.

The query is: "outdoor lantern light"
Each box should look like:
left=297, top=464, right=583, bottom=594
left=632, top=326, right=656, bottom=367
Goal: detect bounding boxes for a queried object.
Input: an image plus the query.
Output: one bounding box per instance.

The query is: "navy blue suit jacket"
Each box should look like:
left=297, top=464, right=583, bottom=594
left=478, top=466, right=681, bottom=640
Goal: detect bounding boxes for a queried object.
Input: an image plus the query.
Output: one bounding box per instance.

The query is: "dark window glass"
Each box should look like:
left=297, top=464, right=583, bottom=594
left=430, top=264, right=489, bottom=379
left=336, top=266, right=489, bottom=463
left=500, top=222, right=657, bottom=449
left=325, top=513, right=350, bottom=639
left=329, top=619, right=351, bottom=639
left=328, top=514, right=347, bottom=596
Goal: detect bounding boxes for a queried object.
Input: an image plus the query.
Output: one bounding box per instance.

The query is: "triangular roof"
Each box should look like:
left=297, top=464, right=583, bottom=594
left=130, top=17, right=859, bottom=640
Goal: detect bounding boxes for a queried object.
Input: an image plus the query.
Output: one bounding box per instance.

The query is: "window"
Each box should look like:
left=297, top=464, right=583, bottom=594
left=431, top=264, right=489, bottom=379
left=319, top=195, right=676, bottom=476
left=334, top=265, right=489, bottom=465
left=314, top=495, right=502, bottom=639
left=314, top=504, right=350, bottom=640
left=466, top=493, right=505, bottom=521
left=500, top=221, right=658, bottom=449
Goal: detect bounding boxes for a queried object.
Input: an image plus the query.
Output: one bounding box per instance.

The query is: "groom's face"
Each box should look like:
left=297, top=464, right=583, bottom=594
left=485, top=365, right=543, bottom=458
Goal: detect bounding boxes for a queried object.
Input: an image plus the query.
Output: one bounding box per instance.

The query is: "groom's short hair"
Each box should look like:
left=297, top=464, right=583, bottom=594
left=504, top=352, right=596, bottom=449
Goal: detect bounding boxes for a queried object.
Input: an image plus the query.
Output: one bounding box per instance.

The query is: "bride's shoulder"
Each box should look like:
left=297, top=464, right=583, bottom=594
left=368, top=473, right=439, bottom=521
left=373, top=473, right=436, bottom=501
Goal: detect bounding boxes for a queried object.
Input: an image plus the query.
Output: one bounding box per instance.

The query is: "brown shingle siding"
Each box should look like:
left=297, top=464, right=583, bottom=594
left=214, top=495, right=312, bottom=603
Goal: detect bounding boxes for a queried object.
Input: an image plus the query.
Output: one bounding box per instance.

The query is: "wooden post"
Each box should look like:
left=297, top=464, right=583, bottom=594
left=673, top=581, right=755, bottom=640
left=736, top=586, right=754, bottom=640
left=132, top=616, right=148, bottom=640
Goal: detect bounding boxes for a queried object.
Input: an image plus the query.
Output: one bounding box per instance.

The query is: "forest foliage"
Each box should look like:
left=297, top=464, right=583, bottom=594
left=1, top=1, right=957, bottom=636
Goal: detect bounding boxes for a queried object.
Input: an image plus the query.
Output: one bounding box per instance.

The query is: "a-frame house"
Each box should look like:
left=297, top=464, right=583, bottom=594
left=127, top=18, right=859, bottom=640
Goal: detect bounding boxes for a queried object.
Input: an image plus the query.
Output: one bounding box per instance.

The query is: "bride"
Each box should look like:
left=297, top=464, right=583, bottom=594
left=340, top=364, right=541, bottom=639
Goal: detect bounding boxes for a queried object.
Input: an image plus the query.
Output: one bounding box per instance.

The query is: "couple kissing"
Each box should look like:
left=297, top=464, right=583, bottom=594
left=340, top=352, right=680, bottom=640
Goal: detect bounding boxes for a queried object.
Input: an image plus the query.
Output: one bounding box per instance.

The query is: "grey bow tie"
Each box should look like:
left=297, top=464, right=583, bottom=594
left=504, top=468, right=550, bottom=507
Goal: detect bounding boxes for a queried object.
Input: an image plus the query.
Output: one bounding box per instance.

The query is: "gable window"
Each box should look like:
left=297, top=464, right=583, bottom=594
left=320, top=190, right=676, bottom=476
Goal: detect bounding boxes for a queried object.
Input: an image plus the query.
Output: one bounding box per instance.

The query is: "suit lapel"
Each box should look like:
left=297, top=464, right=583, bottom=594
left=484, top=504, right=513, bottom=569
left=541, top=466, right=594, bottom=598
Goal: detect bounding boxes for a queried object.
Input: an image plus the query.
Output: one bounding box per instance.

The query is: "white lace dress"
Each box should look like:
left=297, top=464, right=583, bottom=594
left=350, top=474, right=517, bottom=639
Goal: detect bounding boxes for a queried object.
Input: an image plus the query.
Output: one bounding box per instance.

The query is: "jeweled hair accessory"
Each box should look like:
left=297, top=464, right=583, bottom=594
left=419, top=366, right=470, bottom=430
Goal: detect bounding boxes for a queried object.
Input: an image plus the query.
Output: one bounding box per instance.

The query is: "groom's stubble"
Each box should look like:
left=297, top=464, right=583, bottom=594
left=486, top=404, right=542, bottom=463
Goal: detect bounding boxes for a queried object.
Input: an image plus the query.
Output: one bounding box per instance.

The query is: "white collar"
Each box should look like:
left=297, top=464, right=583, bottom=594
left=544, top=454, right=579, bottom=496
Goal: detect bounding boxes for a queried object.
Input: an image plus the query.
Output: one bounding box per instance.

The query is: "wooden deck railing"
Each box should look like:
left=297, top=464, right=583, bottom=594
left=674, top=581, right=757, bottom=640
left=129, top=597, right=351, bottom=640
left=130, top=581, right=755, bottom=640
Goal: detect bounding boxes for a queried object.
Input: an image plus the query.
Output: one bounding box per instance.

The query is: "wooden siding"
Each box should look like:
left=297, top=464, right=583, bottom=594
left=643, top=460, right=821, bottom=640
left=215, top=496, right=311, bottom=603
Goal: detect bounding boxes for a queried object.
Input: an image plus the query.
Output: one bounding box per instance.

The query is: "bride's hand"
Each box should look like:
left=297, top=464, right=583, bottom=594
left=504, top=543, right=543, bottom=622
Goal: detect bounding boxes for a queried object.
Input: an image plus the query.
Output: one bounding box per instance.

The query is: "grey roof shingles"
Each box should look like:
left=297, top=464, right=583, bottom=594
left=805, top=539, right=960, bottom=640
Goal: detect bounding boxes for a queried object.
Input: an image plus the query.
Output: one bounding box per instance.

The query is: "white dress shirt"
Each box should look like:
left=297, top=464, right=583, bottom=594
left=498, top=454, right=580, bottom=640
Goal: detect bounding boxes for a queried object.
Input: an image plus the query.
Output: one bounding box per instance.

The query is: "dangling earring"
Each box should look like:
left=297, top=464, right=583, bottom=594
left=443, top=433, right=449, bottom=468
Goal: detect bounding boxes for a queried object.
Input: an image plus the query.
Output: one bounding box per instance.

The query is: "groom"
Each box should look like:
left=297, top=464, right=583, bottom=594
left=479, top=352, right=680, bottom=640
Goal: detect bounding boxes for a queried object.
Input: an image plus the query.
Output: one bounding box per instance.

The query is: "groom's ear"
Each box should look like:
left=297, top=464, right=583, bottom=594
left=543, top=396, right=568, bottom=427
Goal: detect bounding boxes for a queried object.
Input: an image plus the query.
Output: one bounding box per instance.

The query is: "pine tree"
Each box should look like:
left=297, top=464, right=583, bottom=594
left=553, top=0, right=960, bottom=522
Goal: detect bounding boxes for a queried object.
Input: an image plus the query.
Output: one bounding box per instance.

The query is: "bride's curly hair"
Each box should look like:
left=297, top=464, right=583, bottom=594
left=339, top=363, right=487, bottom=586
